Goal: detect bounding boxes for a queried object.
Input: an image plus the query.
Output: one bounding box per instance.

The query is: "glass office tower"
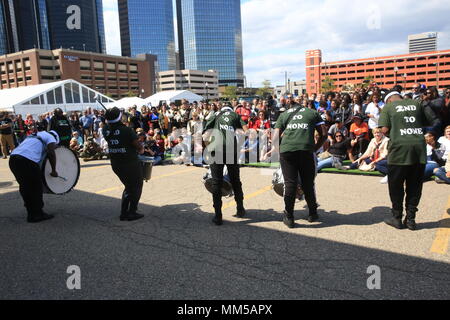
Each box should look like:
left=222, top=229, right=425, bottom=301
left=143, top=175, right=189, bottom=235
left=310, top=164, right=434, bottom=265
left=177, top=0, right=244, bottom=86
left=119, top=0, right=176, bottom=71
left=0, top=0, right=105, bottom=54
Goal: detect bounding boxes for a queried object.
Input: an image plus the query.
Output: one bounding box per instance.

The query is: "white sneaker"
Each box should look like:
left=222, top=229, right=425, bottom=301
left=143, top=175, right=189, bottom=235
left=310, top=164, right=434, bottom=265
left=380, top=176, right=388, bottom=184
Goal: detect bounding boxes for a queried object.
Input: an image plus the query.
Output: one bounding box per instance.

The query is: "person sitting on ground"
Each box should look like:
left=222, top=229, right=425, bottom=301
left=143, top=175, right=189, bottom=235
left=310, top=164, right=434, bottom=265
left=79, top=137, right=104, bottom=161
left=350, top=113, right=370, bottom=158
left=438, top=125, right=450, bottom=160
left=70, top=131, right=83, bottom=153
left=347, top=128, right=389, bottom=183
left=424, top=131, right=447, bottom=180
left=171, top=135, right=190, bottom=165
left=433, top=156, right=450, bottom=184
left=317, top=132, right=352, bottom=172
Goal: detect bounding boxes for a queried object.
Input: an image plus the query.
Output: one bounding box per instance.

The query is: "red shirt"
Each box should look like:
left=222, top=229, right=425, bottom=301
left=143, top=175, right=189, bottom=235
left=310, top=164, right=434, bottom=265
left=235, top=106, right=252, bottom=123
left=253, top=119, right=270, bottom=130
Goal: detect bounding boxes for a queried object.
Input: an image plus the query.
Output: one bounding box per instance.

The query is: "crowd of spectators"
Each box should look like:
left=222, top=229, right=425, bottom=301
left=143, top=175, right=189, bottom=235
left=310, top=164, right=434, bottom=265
left=0, top=82, right=449, bottom=184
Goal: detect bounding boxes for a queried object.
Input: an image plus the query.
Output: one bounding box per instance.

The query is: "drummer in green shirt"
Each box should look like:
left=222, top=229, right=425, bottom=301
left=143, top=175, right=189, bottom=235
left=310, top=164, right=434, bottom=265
left=379, top=90, right=439, bottom=230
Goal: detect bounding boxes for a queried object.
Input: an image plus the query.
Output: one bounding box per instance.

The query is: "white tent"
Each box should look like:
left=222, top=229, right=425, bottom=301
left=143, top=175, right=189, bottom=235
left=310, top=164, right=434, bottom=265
left=144, top=90, right=204, bottom=106
left=105, top=97, right=146, bottom=109
left=0, top=79, right=115, bottom=117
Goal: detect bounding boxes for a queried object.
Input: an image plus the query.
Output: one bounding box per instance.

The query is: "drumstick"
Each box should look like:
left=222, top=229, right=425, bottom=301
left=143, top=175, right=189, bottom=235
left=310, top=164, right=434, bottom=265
left=94, top=94, right=108, bottom=111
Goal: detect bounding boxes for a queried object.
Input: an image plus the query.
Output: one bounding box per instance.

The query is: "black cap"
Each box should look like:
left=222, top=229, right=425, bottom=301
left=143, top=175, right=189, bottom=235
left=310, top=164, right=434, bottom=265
left=105, top=107, right=121, bottom=121
left=335, top=115, right=343, bottom=122
left=352, top=113, right=364, bottom=120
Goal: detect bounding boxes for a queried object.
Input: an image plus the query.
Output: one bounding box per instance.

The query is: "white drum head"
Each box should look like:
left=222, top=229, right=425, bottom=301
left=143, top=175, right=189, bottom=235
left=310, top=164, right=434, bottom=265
left=43, top=147, right=80, bottom=195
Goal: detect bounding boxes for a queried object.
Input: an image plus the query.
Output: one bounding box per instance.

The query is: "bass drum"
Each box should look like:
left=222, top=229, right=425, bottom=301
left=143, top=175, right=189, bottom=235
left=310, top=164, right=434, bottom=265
left=272, top=167, right=304, bottom=200
left=41, top=146, right=80, bottom=195
left=203, top=167, right=234, bottom=197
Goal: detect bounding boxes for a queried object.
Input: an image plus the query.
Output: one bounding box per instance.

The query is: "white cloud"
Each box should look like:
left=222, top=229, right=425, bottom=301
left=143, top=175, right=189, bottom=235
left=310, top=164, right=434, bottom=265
left=101, top=0, right=450, bottom=86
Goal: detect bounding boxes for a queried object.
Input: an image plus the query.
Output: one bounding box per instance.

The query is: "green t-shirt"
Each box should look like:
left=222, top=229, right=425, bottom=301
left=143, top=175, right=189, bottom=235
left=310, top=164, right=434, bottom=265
left=203, top=107, right=246, bottom=156
left=102, top=123, right=139, bottom=164
left=275, top=106, right=324, bottom=153
left=378, top=99, right=431, bottom=166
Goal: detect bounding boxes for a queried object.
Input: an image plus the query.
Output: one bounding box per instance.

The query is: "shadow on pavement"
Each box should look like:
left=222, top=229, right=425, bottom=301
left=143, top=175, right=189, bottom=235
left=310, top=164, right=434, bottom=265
left=0, top=189, right=449, bottom=300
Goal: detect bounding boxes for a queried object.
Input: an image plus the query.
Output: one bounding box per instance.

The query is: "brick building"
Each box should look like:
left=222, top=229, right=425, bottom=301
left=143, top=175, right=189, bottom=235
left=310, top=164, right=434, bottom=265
left=306, top=49, right=450, bottom=95
left=0, top=48, right=157, bottom=100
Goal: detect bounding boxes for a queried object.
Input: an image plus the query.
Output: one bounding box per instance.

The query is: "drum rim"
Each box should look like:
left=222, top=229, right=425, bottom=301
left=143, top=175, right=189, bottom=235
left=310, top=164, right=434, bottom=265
left=42, top=146, right=80, bottom=195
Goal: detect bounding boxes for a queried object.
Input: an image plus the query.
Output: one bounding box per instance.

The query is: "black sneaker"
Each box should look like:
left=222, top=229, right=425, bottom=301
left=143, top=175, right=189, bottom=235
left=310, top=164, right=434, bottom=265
left=308, top=213, right=319, bottom=223
left=384, top=217, right=404, bottom=229
left=120, top=212, right=144, bottom=221
left=234, top=206, right=246, bottom=218
left=403, top=218, right=417, bottom=231
left=283, top=211, right=295, bottom=229
left=212, top=214, right=223, bottom=226
left=27, top=213, right=54, bottom=223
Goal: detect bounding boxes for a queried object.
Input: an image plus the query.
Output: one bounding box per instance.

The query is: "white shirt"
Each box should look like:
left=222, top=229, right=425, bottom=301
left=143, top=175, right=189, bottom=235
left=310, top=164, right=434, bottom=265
left=438, top=137, right=450, bottom=160
left=11, top=131, right=56, bottom=163
left=365, top=102, right=385, bottom=129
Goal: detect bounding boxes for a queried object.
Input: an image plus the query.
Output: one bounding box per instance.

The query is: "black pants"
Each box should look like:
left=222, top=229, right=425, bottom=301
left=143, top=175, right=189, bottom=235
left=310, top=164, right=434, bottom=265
left=388, top=164, right=425, bottom=217
left=210, top=163, right=244, bottom=214
left=9, top=155, right=44, bottom=218
left=111, top=160, right=143, bottom=215
left=280, top=150, right=318, bottom=215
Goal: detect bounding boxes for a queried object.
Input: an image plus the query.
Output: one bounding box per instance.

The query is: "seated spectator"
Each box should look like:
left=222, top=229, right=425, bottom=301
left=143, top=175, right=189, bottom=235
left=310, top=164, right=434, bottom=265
left=239, top=129, right=258, bottom=164
left=433, top=156, right=450, bottom=184
left=252, top=111, right=271, bottom=132
left=350, top=113, right=370, bottom=158
left=70, top=131, right=83, bottom=152
left=317, top=132, right=352, bottom=172
left=347, top=128, right=389, bottom=183
left=424, top=132, right=446, bottom=180
left=140, top=134, right=162, bottom=165
left=438, top=125, right=450, bottom=160
left=171, top=135, right=191, bottom=165
left=79, top=137, right=104, bottom=161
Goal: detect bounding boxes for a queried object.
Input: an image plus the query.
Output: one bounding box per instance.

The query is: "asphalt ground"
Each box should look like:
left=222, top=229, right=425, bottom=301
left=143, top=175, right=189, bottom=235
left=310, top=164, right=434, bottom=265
left=0, top=158, right=449, bottom=299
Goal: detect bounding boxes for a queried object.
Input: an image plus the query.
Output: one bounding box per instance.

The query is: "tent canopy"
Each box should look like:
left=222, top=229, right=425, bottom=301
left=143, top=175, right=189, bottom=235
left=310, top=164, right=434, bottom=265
left=105, top=97, right=146, bottom=109
left=0, top=79, right=115, bottom=117
left=144, top=90, right=204, bottom=106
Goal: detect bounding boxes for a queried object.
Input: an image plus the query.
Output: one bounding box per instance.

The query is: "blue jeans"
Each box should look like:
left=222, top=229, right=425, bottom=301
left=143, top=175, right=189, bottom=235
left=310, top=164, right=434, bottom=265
left=424, top=162, right=439, bottom=180
left=434, top=167, right=450, bottom=183
left=317, top=157, right=334, bottom=172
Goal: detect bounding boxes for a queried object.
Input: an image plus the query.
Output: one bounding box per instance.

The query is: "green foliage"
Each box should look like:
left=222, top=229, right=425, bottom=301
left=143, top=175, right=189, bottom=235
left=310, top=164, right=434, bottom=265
left=222, top=86, right=238, bottom=100
left=321, top=76, right=336, bottom=92
left=256, top=80, right=273, bottom=97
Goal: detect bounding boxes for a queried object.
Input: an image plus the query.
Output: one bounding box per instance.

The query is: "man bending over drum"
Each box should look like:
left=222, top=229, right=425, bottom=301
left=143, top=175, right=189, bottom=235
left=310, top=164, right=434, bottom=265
left=103, top=107, right=145, bottom=221
left=9, top=124, right=59, bottom=223
left=203, top=103, right=249, bottom=226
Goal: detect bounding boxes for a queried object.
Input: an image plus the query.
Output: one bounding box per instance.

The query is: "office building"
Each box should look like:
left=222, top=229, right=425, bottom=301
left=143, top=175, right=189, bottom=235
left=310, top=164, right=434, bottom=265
left=409, top=32, right=438, bottom=54
left=157, top=69, right=218, bottom=100
left=0, top=0, right=105, bottom=55
left=0, top=48, right=157, bottom=99
left=118, top=0, right=176, bottom=71
left=176, top=0, right=244, bottom=87
left=305, top=49, right=450, bottom=94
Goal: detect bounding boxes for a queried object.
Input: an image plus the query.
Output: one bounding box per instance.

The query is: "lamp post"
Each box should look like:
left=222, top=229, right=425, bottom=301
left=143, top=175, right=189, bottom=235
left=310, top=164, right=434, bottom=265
left=394, top=66, right=399, bottom=86
left=434, top=62, right=439, bottom=90
left=205, top=82, right=209, bottom=103
left=403, top=73, right=407, bottom=89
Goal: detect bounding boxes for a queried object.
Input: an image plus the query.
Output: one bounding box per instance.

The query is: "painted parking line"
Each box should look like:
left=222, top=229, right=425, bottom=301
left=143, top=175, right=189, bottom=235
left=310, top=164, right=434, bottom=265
left=95, top=167, right=198, bottom=195
left=222, top=185, right=273, bottom=210
left=81, top=165, right=111, bottom=172
left=430, top=195, right=450, bottom=255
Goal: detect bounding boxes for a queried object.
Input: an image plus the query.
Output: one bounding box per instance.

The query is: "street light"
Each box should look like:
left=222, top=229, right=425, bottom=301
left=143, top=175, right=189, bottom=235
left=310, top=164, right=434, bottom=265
left=205, top=82, right=209, bottom=103
left=394, top=67, right=399, bottom=86
left=434, top=62, right=439, bottom=90
left=403, top=73, right=407, bottom=89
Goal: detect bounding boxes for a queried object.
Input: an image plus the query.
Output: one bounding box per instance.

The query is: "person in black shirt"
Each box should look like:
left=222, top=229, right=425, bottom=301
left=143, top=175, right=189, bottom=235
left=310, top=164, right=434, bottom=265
left=48, top=108, right=72, bottom=148
left=103, top=107, right=145, bottom=221
left=317, top=133, right=352, bottom=171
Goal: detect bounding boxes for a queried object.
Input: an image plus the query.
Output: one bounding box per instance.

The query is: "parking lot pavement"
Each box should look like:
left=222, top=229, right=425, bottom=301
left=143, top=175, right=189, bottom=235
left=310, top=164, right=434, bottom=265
left=0, top=159, right=449, bottom=299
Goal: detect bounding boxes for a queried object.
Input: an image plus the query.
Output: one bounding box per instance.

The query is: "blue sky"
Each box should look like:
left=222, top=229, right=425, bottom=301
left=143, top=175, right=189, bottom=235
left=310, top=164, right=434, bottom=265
left=103, top=0, right=450, bottom=87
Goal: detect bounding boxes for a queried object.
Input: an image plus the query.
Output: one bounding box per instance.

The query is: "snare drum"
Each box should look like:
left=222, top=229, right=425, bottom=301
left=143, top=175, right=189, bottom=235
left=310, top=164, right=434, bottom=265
left=202, top=167, right=234, bottom=197
left=272, top=167, right=304, bottom=200
left=41, top=146, right=80, bottom=195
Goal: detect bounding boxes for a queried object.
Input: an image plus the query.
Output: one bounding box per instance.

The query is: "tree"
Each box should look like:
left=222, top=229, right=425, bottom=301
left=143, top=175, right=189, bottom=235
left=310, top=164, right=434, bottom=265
left=362, top=75, right=375, bottom=89
left=222, top=86, right=238, bottom=100
left=256, top=80, right=273, bottom=98
left=321, top=76, right=336, bottom=92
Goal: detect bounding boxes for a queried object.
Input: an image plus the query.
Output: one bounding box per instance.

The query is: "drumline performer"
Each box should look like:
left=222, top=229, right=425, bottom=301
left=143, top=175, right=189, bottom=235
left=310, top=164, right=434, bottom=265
left=203, top=103, right=249, bottom=226
left=270, top=97, right=327, bottom=228
left=9, top=124, right=59, bottom=223
left=102, top=107, right=145, bottom=221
